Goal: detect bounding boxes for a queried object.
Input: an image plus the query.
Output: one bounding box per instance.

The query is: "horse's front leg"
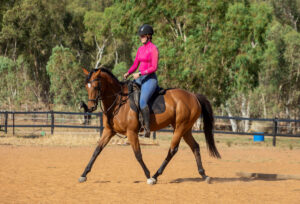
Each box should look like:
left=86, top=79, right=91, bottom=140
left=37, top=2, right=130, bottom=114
left=78, top=129, right=115, bottom=183
left=127, top=130, right=151, bottom=183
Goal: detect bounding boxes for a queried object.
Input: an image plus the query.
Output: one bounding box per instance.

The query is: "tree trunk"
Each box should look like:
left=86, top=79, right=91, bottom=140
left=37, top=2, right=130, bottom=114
left=241, top=94, right=250, bottom=132
left=261, top=93, right=267, bottom=118
left=94, top=37, right=108, bottom=69
left=285, top=106, right=293, bottom=133
left=225, top=103, right=238, bottom=132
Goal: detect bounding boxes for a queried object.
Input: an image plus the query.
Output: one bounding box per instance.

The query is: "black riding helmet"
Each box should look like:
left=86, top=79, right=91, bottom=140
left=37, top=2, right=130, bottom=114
left=138, top=24, right=154, bottom=36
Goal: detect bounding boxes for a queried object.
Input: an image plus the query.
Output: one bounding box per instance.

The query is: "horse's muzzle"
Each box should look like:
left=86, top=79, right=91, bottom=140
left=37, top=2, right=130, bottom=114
left=80, top=101, right=97, bottom=113
left=88, top=106, right=97, bottom=112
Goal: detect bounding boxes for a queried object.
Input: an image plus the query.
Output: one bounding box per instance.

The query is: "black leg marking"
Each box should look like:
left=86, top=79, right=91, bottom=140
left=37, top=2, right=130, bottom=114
left=134, top=151, right=150, bottom=179
left=193, top=143, right=207, bottom=179
left=81, top=146, right=102, bottom=177
left=153, top=145, right=179, bottom=180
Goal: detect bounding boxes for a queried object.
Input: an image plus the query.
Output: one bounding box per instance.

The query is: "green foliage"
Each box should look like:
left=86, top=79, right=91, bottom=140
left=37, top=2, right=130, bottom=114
left=222, top=2, right=272, bottom=94
left=0, top=56, right=14, bottom=72
left=0, top=56, right=36, bottom=108
left=259, top=22, right=300, bottom=117
left=46, top=46, right=86, bottom=107
left=0, top=0, right=298, bottom=118
left=83, top=3, right=132, bottom=69
left=270, top=0, right=300, bottom=31
left=0, top=0, right=70, bottom=104
left=112, top=62, right=128, bottom=81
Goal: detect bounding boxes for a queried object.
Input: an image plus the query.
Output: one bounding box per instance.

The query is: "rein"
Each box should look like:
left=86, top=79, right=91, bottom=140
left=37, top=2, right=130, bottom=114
left=88, top=77, right=131, bottom=116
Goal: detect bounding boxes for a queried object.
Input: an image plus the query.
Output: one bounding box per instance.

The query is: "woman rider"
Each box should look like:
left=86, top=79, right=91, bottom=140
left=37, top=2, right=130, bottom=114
left=123, top=24, right=159, bottom=138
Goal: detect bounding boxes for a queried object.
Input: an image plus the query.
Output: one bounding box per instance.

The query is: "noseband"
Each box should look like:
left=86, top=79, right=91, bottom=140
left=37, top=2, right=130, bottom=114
left=87, top=76, right=128, bottom=115
left=87, top=78, right=101, bottom=103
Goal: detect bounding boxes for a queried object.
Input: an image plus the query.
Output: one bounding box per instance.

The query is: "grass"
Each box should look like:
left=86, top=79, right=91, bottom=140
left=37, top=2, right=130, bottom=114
left=1, top=128, right=300, bottom=149
left=155, top=132, right=300, bottom=149
left=226, top=140, right=232, bottom=147
left=0, top=127, right=101, bottom=147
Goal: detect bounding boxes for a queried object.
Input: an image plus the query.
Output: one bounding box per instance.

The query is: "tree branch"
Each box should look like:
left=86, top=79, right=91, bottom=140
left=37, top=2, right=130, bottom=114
left=94, top=36, right=109, bottom=69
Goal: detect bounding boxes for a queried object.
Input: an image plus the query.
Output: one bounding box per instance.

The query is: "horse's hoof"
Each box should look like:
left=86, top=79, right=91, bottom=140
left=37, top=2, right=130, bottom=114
left=147, top=178, right=157, bottom=185
left=205, top=176, right=212, bottom=184
left=78, top=176, right=87, bottom=183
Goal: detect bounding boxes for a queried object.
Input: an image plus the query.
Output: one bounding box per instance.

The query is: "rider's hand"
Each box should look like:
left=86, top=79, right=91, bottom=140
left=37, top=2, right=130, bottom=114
left=123, top=72, right=129, bottom=79
left=133, top=72, right=140, bottom=79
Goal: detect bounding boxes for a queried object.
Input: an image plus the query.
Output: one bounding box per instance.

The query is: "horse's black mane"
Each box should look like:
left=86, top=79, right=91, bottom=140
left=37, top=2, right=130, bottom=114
left=86, top=68, right=124, bottom=85
left=101, top=68, right=123, bottom=84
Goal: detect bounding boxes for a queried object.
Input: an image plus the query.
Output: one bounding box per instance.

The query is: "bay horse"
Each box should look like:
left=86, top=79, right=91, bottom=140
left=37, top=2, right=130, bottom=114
left=79, top=68, right=221, bottom=184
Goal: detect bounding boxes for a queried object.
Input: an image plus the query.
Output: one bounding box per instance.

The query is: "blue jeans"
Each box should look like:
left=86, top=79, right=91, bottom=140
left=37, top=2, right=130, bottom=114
left=134, top=73, right=158, bottom=109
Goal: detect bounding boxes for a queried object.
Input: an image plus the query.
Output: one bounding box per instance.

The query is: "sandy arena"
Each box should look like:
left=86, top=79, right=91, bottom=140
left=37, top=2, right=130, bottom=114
left=0, top=139, right=300, bottom=204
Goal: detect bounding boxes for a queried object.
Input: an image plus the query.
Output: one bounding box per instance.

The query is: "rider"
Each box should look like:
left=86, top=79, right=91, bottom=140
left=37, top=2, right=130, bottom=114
left=123, top=24, right=159, bottom=138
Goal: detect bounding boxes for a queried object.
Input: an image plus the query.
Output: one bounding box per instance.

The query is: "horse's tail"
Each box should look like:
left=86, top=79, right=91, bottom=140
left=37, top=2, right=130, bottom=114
left=195, top=94, right=221, bottom=158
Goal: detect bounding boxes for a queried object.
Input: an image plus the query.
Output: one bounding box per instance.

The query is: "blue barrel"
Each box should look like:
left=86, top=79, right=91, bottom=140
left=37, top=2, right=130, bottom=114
left=253, top=132, right=264, bottom=142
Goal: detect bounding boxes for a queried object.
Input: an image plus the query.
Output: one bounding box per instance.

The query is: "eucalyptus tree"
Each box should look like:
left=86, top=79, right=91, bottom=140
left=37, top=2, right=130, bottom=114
left=0, top=0, right=17, bottom=36
left=270, top=0, right=300, bottom=32
left=220, top=2, right=272, bottom=130
left=113, top=0, right=234, bottom=103
left=0, top=56, right=36, bottom=109
left=83, top=2, right=132, bottom=73
left=46, top=46, right=86, bottom=107
left=261, top=22, right=300, bottom=119
left=0, top=0, right=69, bottom=102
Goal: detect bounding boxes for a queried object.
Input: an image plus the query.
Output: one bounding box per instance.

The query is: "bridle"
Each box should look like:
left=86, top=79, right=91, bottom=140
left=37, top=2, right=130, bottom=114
left=87, top=76, right=130, bottom=115
left=87, top=78, right=101, bottom=103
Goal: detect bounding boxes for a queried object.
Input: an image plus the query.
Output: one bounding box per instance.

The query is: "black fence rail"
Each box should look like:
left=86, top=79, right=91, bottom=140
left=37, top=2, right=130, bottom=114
left=0, top=111, right=299, bottom=146
left=0, top=111, right=104, bottom=136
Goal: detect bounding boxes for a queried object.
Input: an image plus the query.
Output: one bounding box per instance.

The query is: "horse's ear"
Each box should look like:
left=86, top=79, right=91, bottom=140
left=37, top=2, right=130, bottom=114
left=94, top=69, right=102, bottom=77
left=82, top=68, right=89, bottom=76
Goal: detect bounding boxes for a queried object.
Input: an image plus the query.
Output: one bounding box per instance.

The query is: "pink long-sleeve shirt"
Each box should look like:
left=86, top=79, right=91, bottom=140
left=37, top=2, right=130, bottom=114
left=127, top=41, right=159, bottom=75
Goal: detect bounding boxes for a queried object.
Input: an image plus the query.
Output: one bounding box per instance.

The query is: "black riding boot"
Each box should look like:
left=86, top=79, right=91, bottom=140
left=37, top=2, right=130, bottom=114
left=141, top=106, right=151, bottom=138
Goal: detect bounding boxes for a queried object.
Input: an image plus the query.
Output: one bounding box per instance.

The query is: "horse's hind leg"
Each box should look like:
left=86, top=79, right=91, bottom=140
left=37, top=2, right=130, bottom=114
left=183, top=129, right=211, bottom=183
left=78, top=129, right=114, bottom=183
left=151, top=129, right=182, bottom=183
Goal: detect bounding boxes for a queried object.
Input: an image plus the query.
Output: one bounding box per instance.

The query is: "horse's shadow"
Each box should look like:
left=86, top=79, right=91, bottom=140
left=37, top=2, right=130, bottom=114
left=93, top=172, right=300, bottom=184
left=0, top=134, right=41, bottom=139
left=170, top=172, right=300, bottom=184
left=94, top=180, right=111, bottom=184
left=169, top=177, right=248, bottom=184
left=18, top=135, right=42, bottom=139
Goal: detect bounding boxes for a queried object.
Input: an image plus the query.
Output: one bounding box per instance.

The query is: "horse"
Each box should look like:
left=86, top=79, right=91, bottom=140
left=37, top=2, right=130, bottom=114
left=78, top=68, right=221, bottom=185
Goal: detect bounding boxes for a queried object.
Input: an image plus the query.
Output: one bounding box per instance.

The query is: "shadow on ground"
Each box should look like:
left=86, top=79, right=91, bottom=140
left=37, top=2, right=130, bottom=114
left=170, top=172, right=300, bottom=184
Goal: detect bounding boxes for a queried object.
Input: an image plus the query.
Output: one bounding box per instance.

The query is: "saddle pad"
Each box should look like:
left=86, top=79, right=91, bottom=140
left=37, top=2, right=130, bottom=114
left=129, top=90, right=166, bottom=114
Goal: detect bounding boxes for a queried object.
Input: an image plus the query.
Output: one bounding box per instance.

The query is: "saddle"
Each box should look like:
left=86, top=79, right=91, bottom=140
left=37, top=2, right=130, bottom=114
left=128, top=81, right=166, bottom=114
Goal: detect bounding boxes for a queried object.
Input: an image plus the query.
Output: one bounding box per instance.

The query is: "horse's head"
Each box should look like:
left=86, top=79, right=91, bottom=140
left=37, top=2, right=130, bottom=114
left=83, top=68, right=103, bottom=112
left=83, top=67, right=123, bottom=113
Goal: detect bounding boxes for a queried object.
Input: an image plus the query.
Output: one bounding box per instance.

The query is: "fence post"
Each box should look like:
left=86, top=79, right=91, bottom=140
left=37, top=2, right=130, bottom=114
left=12, top=112, right=15, bottom=135
left=99, top=112, right=103, bottom=137
left=46, top=112, right=48, bottom=125
left=51, top=111, right=54, bottom=135
left=4, top=111, right=8, bottom=134
left=273, top=117, right=278, bottom=147
left=153, top=131, right=156, bottom=140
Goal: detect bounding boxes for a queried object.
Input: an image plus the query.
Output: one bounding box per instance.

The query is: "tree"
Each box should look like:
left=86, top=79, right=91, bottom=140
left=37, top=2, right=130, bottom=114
left=0, top=56, right=36, bottom=109
left=260, top=22, right=300, bottom=119
left=84, top=3, right=132, bottom=72
left=270, top=0, right=300, bottom=31
left=46, top=46, right=86, bottom=107
left=0, top=0, right=70, bottom=102
left=0, top=0, right=298, bottom=119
